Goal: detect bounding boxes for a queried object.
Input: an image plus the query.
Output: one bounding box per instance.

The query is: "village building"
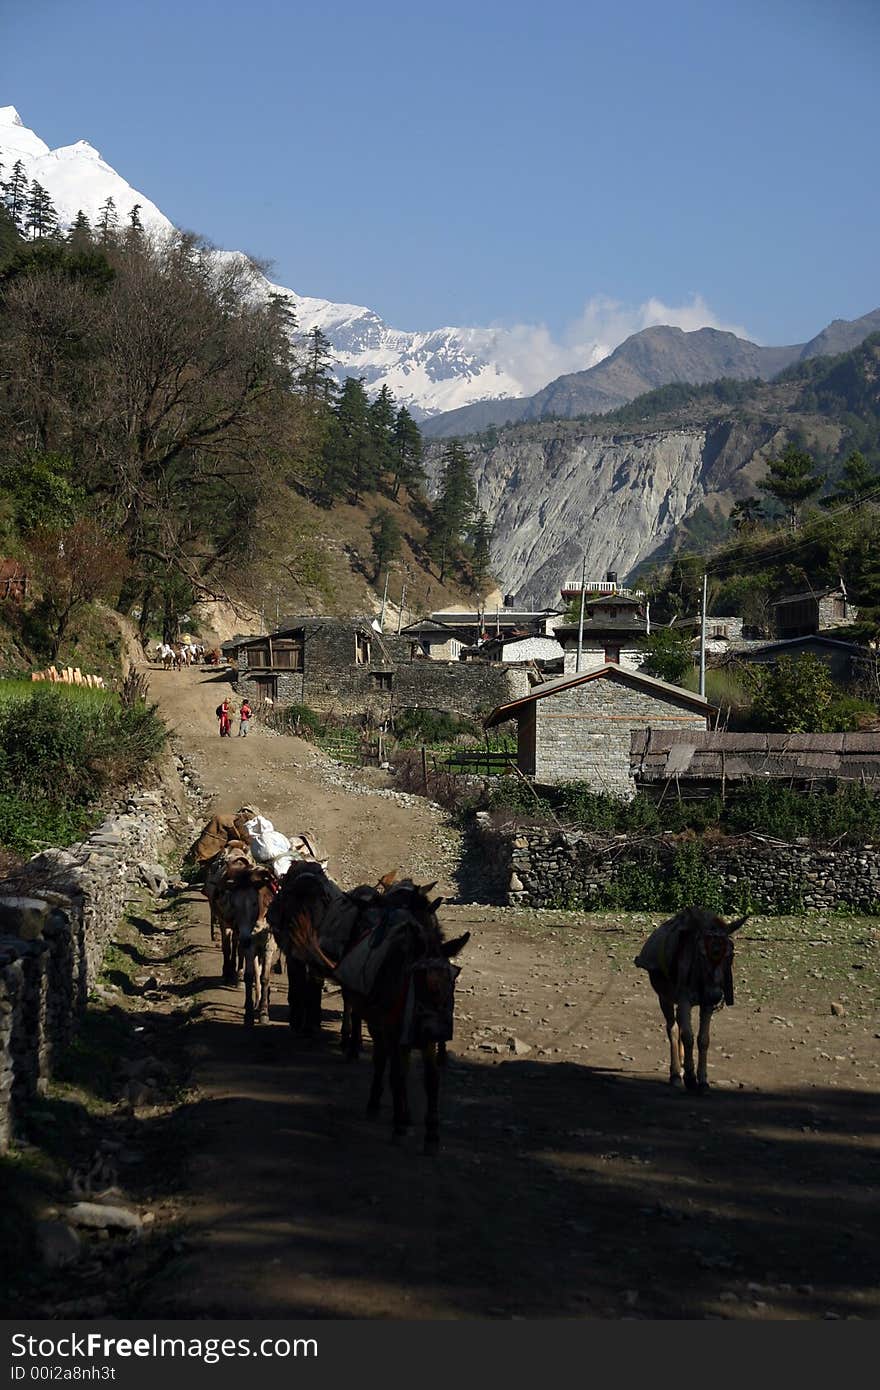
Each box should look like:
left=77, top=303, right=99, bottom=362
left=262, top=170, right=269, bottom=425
left=771, top=586, right=854, bottom=640
left=552, top=593, right=652, bottom=674
left=400, top=618, right=465, bottom=662
left=631, top=728, right=880, bottom=794
left=231, top=616, right=529, bottom=722
left=470, top=632, right=565, bottom=670
left=484, top=664, right=716, bottom=795
left=735, top=633, right=874, bottom=683
left=424, top=606, right=563, bottom=648
left=673, top=614, right=749, bottom=656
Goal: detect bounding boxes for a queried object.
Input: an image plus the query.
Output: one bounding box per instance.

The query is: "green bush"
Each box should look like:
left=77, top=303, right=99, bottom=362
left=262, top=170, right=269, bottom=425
left=392, top=707, right=481, bottom=746
left=0, top=682, right=165, bottom=854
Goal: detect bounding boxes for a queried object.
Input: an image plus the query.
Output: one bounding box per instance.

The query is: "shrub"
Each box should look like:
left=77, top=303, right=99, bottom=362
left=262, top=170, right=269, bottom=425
left=0, top=682, right=165, bottom=854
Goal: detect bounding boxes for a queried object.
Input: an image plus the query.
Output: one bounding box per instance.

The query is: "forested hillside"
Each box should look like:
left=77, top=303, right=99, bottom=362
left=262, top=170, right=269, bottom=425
left=0, top=194, right=494, bottom=670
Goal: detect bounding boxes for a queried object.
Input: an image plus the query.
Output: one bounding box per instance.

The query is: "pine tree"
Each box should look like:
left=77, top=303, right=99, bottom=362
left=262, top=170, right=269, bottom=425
left=428, top=441, right=477, bottom=581
left=298, top=326, right=336, bottom=403
left=369, top=385, right=397, bottom=489
left=758, top=444, right=825, bottom=530
left=3, top=159, right=30, bottom=231
left=322, top=377, right=378, bottom=504
left=369, top=507, right=402, bottom=581
left=24, top=181, right=59, bottom=240
left=67, top=209, right=93, bottom=248
left=96, top=196, right=119, bottom=245
left=124, top=203, right=144, bottom=248
left=824, top=450, right=878, bottom=511
left=730, top=496, right=764, bottom=533
left=391, top=405, right=425, bottom=498
left=470, top=510, right=494, bottom=593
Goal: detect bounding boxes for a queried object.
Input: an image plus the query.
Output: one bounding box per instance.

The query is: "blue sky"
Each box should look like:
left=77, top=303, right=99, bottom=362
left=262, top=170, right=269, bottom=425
left=3, top=0, right=879, bottom=348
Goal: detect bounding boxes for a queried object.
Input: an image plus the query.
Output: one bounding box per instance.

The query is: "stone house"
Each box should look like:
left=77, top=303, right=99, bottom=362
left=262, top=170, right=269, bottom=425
left=400, top=618, right=465, bottom=661
left=473, top=632, right=565, bottom=669
left=428, top=606, right=563, bottom=646
left=484, top=664, right=716, bottom=795
left=771, top=587, right=854, bottom=640
left=552, top=594, right=651, bottom=674
left=674, top=614, right=748, bottom=656
left=231, top=615, right=529, bottom=722
left=735, top=634, right=873, bottom=683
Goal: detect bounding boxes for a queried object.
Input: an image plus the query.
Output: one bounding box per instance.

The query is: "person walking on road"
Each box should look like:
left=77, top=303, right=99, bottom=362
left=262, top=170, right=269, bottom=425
left=238, top=698, right=252, bottom=737
left=217, top=698, right=232, bottom=738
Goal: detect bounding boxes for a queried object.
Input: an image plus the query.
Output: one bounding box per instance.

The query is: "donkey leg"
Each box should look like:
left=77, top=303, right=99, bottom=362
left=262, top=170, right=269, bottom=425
left=221, top=925, right=236, bottom=985
left=678, top=1002, right=698, bottom=1091
left=243, top=944, right=255, bottom=1027
left=287, top=956, right=307, bottom=1033
left=257, top=944, right=274, bottom=1023
left=696, top=1005, right=713, bottom=1092
left=390, top=1045, right=411, bottom=1143
left=660, top=997, right=682, bottom=1085
left=367, top=1033, right=386, bottom=1116
left=422, top=1042, right=440, bottom=1154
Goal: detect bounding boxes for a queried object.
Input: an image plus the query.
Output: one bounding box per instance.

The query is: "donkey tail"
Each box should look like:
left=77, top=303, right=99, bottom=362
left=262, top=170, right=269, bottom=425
left=292, top=909, right=339, bottom=976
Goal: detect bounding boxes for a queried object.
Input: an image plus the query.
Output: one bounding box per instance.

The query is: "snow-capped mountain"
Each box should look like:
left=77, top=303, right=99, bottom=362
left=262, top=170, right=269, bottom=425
left=0, top=105, right=533, bottom=418
left=0, top=105, right=169, bottom=234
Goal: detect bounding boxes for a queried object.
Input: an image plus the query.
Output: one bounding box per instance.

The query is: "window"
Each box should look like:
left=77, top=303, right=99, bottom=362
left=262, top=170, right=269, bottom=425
left=246, top=644, right=269, bottom=668
left=709, top=624, right=729, bottom=640
left=355, top=633, right=371, bottom=665
left=372, top=671, right=393, bottom=690
left=273, top=639, right=303, bottom=671
left=604, top=644, right=621, bottom=664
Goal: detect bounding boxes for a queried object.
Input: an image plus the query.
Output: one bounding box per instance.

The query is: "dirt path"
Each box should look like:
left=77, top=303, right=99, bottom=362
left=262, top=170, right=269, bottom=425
left=137, top=665, right=879, bottom=1320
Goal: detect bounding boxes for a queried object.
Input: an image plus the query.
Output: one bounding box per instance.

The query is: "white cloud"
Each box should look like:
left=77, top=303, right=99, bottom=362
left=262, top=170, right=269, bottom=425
left=479, top=293, right=753, bottom=396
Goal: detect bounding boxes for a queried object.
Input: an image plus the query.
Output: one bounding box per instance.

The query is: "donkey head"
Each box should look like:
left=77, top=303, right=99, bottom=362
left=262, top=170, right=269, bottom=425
left=688, top=910, right=747, bottom=1008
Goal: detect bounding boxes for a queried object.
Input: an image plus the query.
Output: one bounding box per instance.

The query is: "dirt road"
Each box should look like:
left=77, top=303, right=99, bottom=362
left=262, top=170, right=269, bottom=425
left=134, top=665, right=879, bottom=1320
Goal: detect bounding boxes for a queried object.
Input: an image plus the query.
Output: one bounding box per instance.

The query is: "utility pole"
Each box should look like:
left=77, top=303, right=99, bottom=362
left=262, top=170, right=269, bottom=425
left=699, top=572, right=708, bottom=698
left=379, top=570, right=390, bottom=631
left=397, top=580, right=407, bottom=635
left=575, top=553, right=588, bottom=673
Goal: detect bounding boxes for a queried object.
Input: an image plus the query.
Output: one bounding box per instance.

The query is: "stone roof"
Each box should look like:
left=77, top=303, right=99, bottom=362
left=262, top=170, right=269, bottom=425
left=631, top=729, right=880, bottom=783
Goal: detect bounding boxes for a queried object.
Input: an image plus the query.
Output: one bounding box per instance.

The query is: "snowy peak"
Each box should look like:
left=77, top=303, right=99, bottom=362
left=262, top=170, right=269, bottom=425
left=0, top=106, right=170, bottom=233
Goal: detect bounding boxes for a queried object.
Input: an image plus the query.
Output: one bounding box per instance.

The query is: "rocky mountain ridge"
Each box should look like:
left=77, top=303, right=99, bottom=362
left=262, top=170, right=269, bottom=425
left=423, top=311, right=880, bottom=437
left=440, top=336, right=880, bottom=605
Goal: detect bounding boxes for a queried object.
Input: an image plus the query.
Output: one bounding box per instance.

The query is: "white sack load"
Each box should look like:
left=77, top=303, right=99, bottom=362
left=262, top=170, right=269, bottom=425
left=272, top=854, right=295, bottom=879
left=244, top=815, right=291, bottom=863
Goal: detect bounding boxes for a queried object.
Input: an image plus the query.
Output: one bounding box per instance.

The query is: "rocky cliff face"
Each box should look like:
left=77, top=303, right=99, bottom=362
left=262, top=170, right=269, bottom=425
left=457, top=415, right=787, bottom=605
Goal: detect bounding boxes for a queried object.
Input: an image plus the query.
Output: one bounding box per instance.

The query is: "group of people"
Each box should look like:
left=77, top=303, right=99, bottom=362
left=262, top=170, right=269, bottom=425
left=155, top=640, right=207, bottom=669
left=217, top=697, right=251, bottom=738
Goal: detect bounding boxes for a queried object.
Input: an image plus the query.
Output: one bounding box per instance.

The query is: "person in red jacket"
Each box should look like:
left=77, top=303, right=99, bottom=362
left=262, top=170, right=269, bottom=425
left=217, top=699, right=232, bottom=737
left=238, top=699, right=252, bottom=737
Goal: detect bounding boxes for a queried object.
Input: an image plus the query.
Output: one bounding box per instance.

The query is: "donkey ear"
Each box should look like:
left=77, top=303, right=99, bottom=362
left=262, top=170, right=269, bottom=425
left=429, top=896, right=444, bottom=913
left=726, top=914, right=749, bottom=934
left=442, top=930, right=470, bottom=957
left=419, top=881, right=438, bottom=894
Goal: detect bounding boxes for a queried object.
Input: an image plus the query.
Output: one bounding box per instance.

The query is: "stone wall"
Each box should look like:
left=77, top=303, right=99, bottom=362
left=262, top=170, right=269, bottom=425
left=0, top=788, right=181, bottom=1153
left=236, top=648, right=529, bottom=722
left=474, top=818, right=880, bottom=915
left=532, top=679, right=707, bottom=793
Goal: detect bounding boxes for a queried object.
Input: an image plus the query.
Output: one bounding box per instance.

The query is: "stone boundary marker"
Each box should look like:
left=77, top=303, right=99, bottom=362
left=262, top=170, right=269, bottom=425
left=0, top=758, right=202, bottom=1153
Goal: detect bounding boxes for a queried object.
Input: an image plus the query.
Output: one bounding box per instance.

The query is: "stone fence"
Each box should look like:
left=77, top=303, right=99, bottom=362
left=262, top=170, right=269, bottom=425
left=0, top=787, right=182, bottom=1153
left=472, top=815, right=880, bottom=915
